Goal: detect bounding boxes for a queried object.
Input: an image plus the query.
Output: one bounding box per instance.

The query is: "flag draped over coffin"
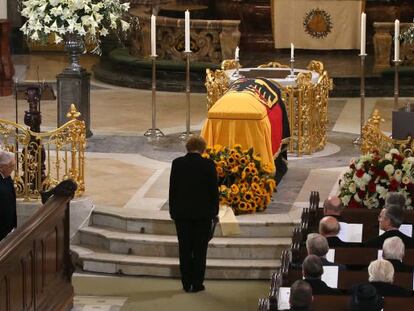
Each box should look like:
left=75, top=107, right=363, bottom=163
left=201, top=78, right=290, bottom=182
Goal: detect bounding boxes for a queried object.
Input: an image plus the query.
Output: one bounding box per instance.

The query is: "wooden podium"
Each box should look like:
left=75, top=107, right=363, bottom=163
left=0, top=19, right=14, bottom=96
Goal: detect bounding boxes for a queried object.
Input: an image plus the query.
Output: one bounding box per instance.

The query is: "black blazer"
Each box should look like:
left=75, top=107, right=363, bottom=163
left=386, top=259, right=413, bottom=273
left=169, top=153, right=219, bottom=220
left=303, top=278, right=342, bottom=295
left=369, top=281, right=412, bottom=297
left=364, top=229, right=414, bottom=249
left=0, top=175, right=17, bottom=240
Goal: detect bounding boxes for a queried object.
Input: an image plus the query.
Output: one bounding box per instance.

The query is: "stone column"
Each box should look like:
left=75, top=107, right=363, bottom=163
left=57, top=68, right=92, bottom=137
left=0, top=20, right=14, bottom=96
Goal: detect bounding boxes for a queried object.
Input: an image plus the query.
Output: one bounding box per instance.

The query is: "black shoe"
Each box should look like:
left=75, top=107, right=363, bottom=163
left=183, top=285, right=192, bottom=292
left=191, top=285, right=205, bottom=292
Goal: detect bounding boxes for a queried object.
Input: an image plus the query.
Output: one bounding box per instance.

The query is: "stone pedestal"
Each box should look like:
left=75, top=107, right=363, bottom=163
left=57, top=69, right=92, bottom=137
left=0, top=20, right=14, bottom=96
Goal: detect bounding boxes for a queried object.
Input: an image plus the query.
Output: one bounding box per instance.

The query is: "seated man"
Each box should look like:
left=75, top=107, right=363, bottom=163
left=288, top=280, right=313, bottom=311
left=319, top=216, right=349, bottom=248
left=349, top=283, right=383, bottom=311
left=323, top=196, right=343, bottom=219
left=382, top=237, right=412, bottom=272
left=365, top=194, right=414, bottom=248
left=302, top=255, right=341, bottom=295
left=0, top=150, right=16, bottom=241
left=368, top=259, right=411, bottom=297
left=306, top=233, right=346, bottom=270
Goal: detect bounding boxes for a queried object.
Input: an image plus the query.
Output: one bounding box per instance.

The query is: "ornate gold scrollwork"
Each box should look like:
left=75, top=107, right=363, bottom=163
left=0, top=105, right=86, bottom=200
left=221, top=59, right=239, bottom=70
left=204, top=60, right=331, bottom=156
left=361, top=109, right=412, bottom=155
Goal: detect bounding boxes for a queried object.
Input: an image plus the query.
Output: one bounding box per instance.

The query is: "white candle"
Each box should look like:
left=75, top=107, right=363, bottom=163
left=394, top=19, right=400, bottom=61
left=360, top=12, right=366, bottom=55
left=290, top=43, right=294, bottom=59
left=0, top=0, right=7, bottom=19
left=185, top=10, right=190, bottom=52
left=150, top=14, right=156, bottom=57
left=235, top=46, right=239, bottom=61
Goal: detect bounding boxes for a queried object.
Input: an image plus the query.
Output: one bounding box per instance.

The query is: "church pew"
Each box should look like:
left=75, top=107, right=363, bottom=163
left=292, top=247, right=414, bottom=267
left=283, top=268, right=414, bottom=291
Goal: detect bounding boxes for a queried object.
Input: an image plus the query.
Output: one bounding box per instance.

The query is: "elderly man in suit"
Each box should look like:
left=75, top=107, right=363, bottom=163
left=0, top=151, right=16, bottom=241
left=382, top=237, right=412, bottom=272
left=302, top=255, right=341, bottom=295
left=306, top=233, right=346, bottom=270
left=169, top=136, right=219, bottom=293
left=323, top=196, right=343, bottom=219
left=319, top=216, right=349, bottom=248
left=288, top=280, right=313, bottom=311
left=365, top=193, right=414, bottom=248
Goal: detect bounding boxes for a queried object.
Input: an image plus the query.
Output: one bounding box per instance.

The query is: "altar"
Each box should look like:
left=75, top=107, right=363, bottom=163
left=205, top=60, right=331, bottom=156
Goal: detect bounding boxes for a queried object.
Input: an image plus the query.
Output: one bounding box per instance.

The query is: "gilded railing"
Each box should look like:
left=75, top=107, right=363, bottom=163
left=205, top=60, right=331, bottom=156
left=361, top=109, right=413, bottom=155
left=0, top=104, right=86, bottom=200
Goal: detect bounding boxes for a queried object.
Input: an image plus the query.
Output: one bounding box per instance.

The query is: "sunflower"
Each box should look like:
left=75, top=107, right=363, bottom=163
left=241, top=171, right=246, bottom=180
left=266, top=179, right=276, bottom=190
left=250, top=167, right=258, bottom=175
left=228, top=157, right=236, bottom=165
left=234, top=153, right=241, bottom=160
left=239, top=201, right=247, bottom=211
left=262, top=163, right=273, bottom=174
left=213, top=144, right=222, bottom=152
left=232, top=195, right=240, bottom=204
left=217, top=166, right=224, bottom=177
left=251, top=182, right=261, bottom=192
left=248, top=163, right=256, bottom=170
left=218, top=160, right=227, bottom=168
left=244, top=167, right=251, bottom=174
left=220, top=184, right=228, bottom=193
left=231, top=166, right=239, bottom=174
left=252, top=175, right=260, bottom=183
left=245, top=202, right=253, bottom=212
left=239, top=157, right=248, bottom=166
left=243, top=191, right=254, bottom=202
left=253, top=155, right=262, bottom=162
left=231, top=184, right=240, bottom=195
left=234, top=144, right=242, bottom=150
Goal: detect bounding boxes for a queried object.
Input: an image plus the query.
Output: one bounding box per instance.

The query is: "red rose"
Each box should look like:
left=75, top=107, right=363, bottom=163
left=389, top=179, right=400, bottom=191
left=348, top=198, right=361, bottom=209
left=358, top=190, right=366, bottom=198
left=393, top=154, right=404, bottom=164
left=356, top=169, right=364, bottom=178
left=368, top=181, right=376, bottom=193
left=378, top=170, right=387, bottom=178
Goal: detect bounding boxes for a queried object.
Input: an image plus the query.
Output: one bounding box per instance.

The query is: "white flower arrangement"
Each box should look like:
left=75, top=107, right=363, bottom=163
left=339, top=149, right=414, bottom=209
left=19, top=0, right=132, bottom=54
left=401, top=20, right=414, bottom=44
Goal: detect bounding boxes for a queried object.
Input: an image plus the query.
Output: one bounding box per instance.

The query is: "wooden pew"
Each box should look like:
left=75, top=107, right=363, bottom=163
left=0, top=180, right=77, bottom=311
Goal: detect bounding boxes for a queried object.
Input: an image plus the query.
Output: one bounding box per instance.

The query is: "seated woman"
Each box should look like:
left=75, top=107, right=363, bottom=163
left=367, top=259, right=411, bottom=297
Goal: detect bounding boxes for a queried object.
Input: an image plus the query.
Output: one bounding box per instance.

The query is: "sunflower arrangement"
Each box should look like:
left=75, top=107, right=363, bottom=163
left=203, top=144, right=276, bottom=215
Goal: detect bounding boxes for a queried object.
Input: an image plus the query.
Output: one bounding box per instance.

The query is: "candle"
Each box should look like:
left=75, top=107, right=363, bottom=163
left=185, top=10, right=190, bottom=52
left=0, top=0, right=7, bottom=19
left=235, top=46, right=239, bottom=61
left=360, top=12, right=366, bottom=55
left=394, top=19, right=400, bottom=61
left=290, top=43, right=294, bottom=59
left=151, top=14, right=156, bottom=56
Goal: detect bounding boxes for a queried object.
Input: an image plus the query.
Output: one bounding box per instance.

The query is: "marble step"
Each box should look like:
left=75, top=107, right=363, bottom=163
left=71, top=244, right=280, bottom=280
left=91, top=207, right=296, bottom=238
left=79, top=225, right=292, bottom=260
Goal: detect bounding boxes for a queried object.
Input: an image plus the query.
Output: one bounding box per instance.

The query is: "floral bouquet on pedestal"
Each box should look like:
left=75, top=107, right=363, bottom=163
left=19, top=0, right=132, bottom=54
left=203, top=144, right=276, bottom=215
left=339, top=149, right=414, bottom=209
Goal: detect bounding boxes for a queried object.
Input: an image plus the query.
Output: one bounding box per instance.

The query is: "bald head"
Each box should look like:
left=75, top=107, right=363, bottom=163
left=319, top=216, right=340, bottom=237
left=323, top=196, right=343, bottom=216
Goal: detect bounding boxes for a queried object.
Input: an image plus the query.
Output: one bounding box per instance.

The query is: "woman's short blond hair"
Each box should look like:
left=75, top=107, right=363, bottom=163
left=368, top=259, right=394, bottom=283
left=185, top=136, right=207, bottom=153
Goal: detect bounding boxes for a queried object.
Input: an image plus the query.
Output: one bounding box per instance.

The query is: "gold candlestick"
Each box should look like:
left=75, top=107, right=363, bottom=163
left=144, top=55, right=164, bottom=138
left=179, top=51, right=194, bottom=140
left=353, top=53, right=367, bottom=145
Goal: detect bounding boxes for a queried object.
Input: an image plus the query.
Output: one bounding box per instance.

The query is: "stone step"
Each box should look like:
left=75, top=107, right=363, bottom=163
left=91, top=207, right=296, bottom=238
left=78, top=225, right=292, bottom=260
left=71, top=245, right=280, bottom=280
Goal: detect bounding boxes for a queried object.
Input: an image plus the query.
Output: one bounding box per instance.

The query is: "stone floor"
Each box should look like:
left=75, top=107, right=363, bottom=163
left=2, top=53, right=413, bottom=310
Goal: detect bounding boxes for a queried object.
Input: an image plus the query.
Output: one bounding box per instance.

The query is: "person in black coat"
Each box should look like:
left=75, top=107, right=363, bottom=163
left=169, top=136, right=219, bottom=293
left=302, top=255, right=341, bottom=295
left=382, top=237, right=413, bottom=272
left=364, top=199, right=414, bottom=248
left=368, top=259, right=411, bottom=297
left=0, top=151, right=16, bottom=241
left=306, top=233, right=346, bottom=270
left=286, top=280, right=313, bottom=311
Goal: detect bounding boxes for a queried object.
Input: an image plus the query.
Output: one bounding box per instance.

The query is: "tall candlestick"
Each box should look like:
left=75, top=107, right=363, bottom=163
left=290, top=43, right=294, bottom=59
left=0, top=0, right=7, bottom=19
left=151, top=14, right=156, bottom=57
left=394, top=19, right=400, bottom=61
left=235, top=46, right=239, bottom=61
left=185, top=10, right=190, bottom=52
left=360, top=12, right=366, bottom=55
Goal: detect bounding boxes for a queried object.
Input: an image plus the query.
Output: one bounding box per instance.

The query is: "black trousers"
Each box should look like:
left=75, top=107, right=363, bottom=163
left=175, top=218, right=212, bottom=289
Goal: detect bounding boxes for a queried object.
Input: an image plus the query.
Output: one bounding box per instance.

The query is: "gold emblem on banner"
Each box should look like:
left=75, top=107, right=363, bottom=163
left=303, top=8, right=333, bottom=39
